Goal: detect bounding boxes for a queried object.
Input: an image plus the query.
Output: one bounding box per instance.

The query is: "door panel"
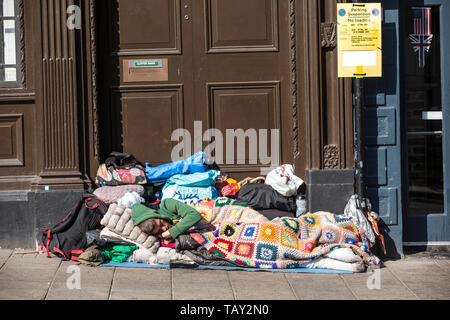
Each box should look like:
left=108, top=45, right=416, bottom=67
left=116, top=0, right=181, bottom=55
left=121, top=86, right=184, bottom=165
left=208, top=82, right=281, bottom=168
left=367, top=187, right=399, bottom=226
left=365, top=99, right=399, bottom=228
left=366, top=147, right=388, bottom=186
left=365, top=107, right=397, bottom=146
left=205, top=0, right=279, bottom=52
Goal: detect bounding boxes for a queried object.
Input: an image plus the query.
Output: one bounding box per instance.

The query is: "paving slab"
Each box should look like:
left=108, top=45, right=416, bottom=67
left=172, top=269, right=235, bottom=300
left=228, top=271, right=297, bottom=300
left=41, top=260, right=114, bottom=300
left=340, top=267, right=419, bottom=300
left=0, top=249, right=12, bottom=268
left=434, top=259, right=450, bottom=271
left=384, top=258, right=450, bottom=300
left=285, top=273, right=356, bottom=300
left=110, top=268, right=171, bottom=300
left=0, top=263, right=60, bottom=283
left=0, top=280, right=50, bottom=300
left=52, top=261, right=115, bottom=285
left=45, top=281, right=112, bottom=300
left=45, top=261, right=114, bottom=300
left=7, top=251, right=60, bottom=264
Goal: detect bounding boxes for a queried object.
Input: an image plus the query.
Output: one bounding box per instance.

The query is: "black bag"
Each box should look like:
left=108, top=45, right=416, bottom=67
left=104, top=151, right=143, bottom=169
left=40, top=193, right=108, bottom=261
left=237, top=183, right=297, bottom=213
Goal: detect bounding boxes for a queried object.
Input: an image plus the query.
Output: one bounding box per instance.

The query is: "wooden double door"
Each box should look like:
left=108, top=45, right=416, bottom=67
left=97, top=0, right=298, bottom=179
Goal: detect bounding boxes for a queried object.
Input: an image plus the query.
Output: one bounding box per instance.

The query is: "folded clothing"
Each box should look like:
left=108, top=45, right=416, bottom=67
left=127, top=246, right=193, bottom=265
left=96, top=163, right=147, bottom=186
left=93, top=185, right=144, bottom=205
left=100, top=244, right=139, bottom=263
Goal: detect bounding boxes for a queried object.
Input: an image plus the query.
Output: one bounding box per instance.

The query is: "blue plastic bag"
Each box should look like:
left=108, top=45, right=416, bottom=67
left=161, top=170, right=220, bottom=205
left=144, top=152, right=209, bottom=184
left=161, top=185, right=219, bottom=205
left=163, top=170, right=219, bottom=188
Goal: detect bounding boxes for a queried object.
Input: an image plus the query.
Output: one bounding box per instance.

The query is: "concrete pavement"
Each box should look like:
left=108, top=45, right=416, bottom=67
left=0, top=248, right=449, bottom=300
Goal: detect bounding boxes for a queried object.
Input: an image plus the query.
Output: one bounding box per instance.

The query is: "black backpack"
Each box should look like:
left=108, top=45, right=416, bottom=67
left=237, top=183, right=297, bottom=213
left=40, top=193, right=108, bottom=261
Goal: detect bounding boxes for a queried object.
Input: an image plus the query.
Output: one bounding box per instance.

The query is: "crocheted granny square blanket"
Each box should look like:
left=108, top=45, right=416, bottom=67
left=194, top=197, right=270, bottom=224
left=191, top=199, right=380, bottom=269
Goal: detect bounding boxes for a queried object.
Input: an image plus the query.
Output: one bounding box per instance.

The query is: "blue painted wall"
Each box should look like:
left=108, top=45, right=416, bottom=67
left=363, top=0, right=403, bottom=258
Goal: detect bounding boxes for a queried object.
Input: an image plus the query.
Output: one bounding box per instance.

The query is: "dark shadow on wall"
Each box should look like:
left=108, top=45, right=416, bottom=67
left=372, top=220, right=403, bottom=261
left=96, top=0, right=122, bottom=162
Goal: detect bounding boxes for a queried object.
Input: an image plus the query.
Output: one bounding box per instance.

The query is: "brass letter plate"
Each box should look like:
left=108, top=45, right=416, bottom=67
left=123, top=58, right=169, bottom=82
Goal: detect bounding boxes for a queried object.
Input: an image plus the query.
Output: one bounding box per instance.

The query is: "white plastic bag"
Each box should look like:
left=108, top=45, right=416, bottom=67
left=117, top=191, right=145, bottom=208
left=265, top=164, right=304, bottom=197
left=343, top=195, right=376, bottom=246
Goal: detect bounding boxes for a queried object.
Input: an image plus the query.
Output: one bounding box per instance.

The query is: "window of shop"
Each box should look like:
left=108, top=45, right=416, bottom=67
left=405, top=6, right=444, bottom=215
left=0, top=0, right=20, bottom=87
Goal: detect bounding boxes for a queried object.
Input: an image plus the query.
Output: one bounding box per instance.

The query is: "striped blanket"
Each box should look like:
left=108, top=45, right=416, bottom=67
left=191, top=198, right=380, bottom=269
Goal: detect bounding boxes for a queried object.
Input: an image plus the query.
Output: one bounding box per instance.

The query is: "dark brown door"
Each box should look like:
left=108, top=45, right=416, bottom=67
left=97, top=0, right=194, bottom=167
left=98, top=0, right=293, bottom=179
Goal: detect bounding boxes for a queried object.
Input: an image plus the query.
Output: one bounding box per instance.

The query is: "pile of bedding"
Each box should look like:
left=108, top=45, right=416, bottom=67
left=47, top=152, right=382, bottom=273
left=87, top=196, right=379, bottom=272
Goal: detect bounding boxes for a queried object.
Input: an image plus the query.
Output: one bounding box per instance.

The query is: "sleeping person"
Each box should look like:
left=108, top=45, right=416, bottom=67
left=132, top=198, right=203, bottom=245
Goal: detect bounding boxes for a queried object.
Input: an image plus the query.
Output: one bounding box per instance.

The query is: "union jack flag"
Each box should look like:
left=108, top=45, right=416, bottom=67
left=409, top=7, right=433, bottom=69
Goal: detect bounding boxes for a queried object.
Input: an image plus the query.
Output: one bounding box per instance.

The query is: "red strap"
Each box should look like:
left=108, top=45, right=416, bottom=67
left=14, top=251, right=42, bottom=255
left=40, top=228, right=46, bottom=252
left=53, top=247, right=67, bottom=259
left=85, top=198, right=99, bottom=210
left=71, top=256, right=79, bottom=262
left=66, top=249, right=84, bottom=255
left=61, top=203, right=79, bottom=222
left=45, top=230, right=51, bottom=257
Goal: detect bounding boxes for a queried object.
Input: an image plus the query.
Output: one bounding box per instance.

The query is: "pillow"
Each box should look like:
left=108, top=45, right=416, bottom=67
left=100, top=203, right=160, bottom=254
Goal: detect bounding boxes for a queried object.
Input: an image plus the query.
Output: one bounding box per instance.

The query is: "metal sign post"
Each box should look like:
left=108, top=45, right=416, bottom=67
left=337, top=2, right=387, bottom=254
left=353, top=74, right=367, bottom=211
left=352, top=0, right=366, bottom=211
left=337, top=1, right=382, bottom=211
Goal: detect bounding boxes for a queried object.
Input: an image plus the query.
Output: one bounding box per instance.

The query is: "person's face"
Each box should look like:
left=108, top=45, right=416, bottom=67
left=150, top=219, right=171, bottom=237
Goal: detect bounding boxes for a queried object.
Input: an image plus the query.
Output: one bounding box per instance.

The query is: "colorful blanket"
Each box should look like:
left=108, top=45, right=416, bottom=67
left=190, top=198, right=380, bottom=269
left=194, top=197, right=270, bottom=224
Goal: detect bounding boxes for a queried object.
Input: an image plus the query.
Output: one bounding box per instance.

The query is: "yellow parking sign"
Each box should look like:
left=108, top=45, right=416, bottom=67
left=337, top=3, right=382, bottom=78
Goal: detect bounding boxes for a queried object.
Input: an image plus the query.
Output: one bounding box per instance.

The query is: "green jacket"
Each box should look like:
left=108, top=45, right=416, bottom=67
left=131, top=198, right=202, bottom=239
left=100, top=245, right=138, bottom=263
